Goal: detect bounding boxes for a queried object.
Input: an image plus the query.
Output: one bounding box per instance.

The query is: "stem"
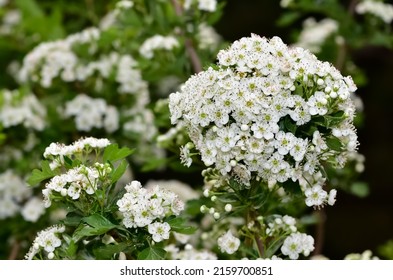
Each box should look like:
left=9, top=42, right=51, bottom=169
left=171, top=0, right=203, bottom=73
left=8, top=240, right=20, bottom=260
left=313, top=208, right=327, bottom=256
left=247, top=209, right=265, bottom=258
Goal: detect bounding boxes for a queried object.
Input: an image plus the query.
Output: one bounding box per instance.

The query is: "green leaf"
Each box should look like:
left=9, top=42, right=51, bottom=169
left=325, top=136, right=343, bottom=151
left=93, top=243, right=130, bottom=260
left=137, top=246, right=166, bottom=260
left=111, top=160, right=129, bottom=183
left=324, top=110, right=345, bottom=128
left=350, top=182, right=369, bottom=198
left=15, top=0, right=44, bottom=18
left=266, top=236, right=286, bottom=258
left=72, top=214, right=117, bottom=242
left=83, top=213, right=116, bottom=230
left=166, top=217, right=197, bottom=235
left=26, top=161, right=57, bottom=186
left=66, top=239, right=78, bottom=258
left=103, top=144, right=134, bottom=163
left=141, top=158, right=169, bottom=172
left=63, top=212, right=83, bottom=227
left=276, top=12, right=301, bottom=27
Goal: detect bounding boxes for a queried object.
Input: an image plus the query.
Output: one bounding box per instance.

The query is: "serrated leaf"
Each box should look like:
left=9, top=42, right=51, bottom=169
left=103, top=144, right=134, bottom=163
left=137, top=246, right=166, bottom=260
left=111, top=160, right=129, bottom=183
left=26, top=160, right=57, bottom=186
left=83, top=213, right=116, bottom=231
left=166, top=217, right=197, bottom=235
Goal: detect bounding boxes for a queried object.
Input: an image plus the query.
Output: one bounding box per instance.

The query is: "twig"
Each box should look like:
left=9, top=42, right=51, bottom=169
left=8, top=240, right=20, bottom=260
left=312, top=208, right=327, bottom=256
left=171, top=0, right=203, bottom=73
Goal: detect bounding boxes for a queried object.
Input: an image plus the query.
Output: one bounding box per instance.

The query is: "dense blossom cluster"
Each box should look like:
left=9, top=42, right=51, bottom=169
left=117, top=180, right=185, bottom=242
left=25, top=225, right=65, bottom=260
left=0, top=170, right=32, bottom=219
left=43, top=137, right=111, bottom=170
left=0, top=89, right=46, bottom=130
left=42, top=164, right=110, bottom=208
left=64, top=94, right=119, bottom=133
left=169, top=34, right=358, bottom=207
left=355, top=0, right=393, bottom=24
left=293, top=18, right=338, bottom=53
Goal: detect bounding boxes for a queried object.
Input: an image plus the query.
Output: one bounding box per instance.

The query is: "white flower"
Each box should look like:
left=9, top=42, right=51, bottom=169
left=356, top=0, right=393, bottom=24
left=198, top=0, right=217, bottom=12
left=26, top=225, right=65, bottom=259
left=328, top=189, right=337, bottom=206
left=293, top=18, right=338, bottom=53
left=21, top=197, right=45, bottom=222
left=304, top=185, right=328, bottom=207
left=148, top=221, right=171, bottom=242
left=281, top=232, right=315, bottom=259
left=217, top=230, right=240, bottom=254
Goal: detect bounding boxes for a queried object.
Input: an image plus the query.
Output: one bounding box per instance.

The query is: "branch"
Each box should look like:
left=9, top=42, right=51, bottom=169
left=8, top=240, right=20, bottom=260
left=171, top=0, right=203, bottom=73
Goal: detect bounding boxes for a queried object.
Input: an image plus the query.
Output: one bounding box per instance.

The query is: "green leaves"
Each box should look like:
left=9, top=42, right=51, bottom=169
left=166, top=217, right=197, bottom=235
left=103, top=144, right=134, bottom=163
left=137, top=246, right=167, bottom=260
left=73, top=214, right=117, bottom=242
left=27, top=160, right=57, bottom=186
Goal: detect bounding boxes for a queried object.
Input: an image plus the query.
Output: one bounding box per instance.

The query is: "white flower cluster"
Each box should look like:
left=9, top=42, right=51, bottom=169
left=0, top=170, right=32, bottom=219
left=18, top=28, right=149, bottom=99
left=166, top=244, right=217, bottom=260
left=294, top=18, right=338, bottom=53
left=43, top=137, right=111, bottom=170
left=0, top=9, right=21, bottom=35
left=169, top=34, right=358, bottom=207
left=64, top=94, right=119, bottom=133
left=197, top=23, right=222, bottom=51
left=25, top=225, right=65, bottom=260
left=217, top=230, right=240, bottom=254
left=280, top=232, right=314, bottom=259
left=19, top=27, right=100, bottom=87
left=42, top=164, right=107, bottom=208
left=117, top=181, right=185, bottom=242
left=356, top=0, right=393, bottom=24
left=139, top=35, right=179, bottom=59
left=0, top=89, right=46, bottom=130
left=266, top=215, right=297, bottom=236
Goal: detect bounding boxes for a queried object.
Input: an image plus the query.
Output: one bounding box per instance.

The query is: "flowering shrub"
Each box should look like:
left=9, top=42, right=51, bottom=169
left=25, top=137, right=192, bottom=260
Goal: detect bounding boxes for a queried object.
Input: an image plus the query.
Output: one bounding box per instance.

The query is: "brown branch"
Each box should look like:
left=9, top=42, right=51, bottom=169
left=8, top=240, right=20, bottom=260
left=312, top=208, right=327, bottom=256
left=171, top=0, right=203, bottom=73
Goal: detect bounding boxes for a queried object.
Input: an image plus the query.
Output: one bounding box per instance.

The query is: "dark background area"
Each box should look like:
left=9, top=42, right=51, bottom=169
left=214, top=0, right=393, bottom=259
